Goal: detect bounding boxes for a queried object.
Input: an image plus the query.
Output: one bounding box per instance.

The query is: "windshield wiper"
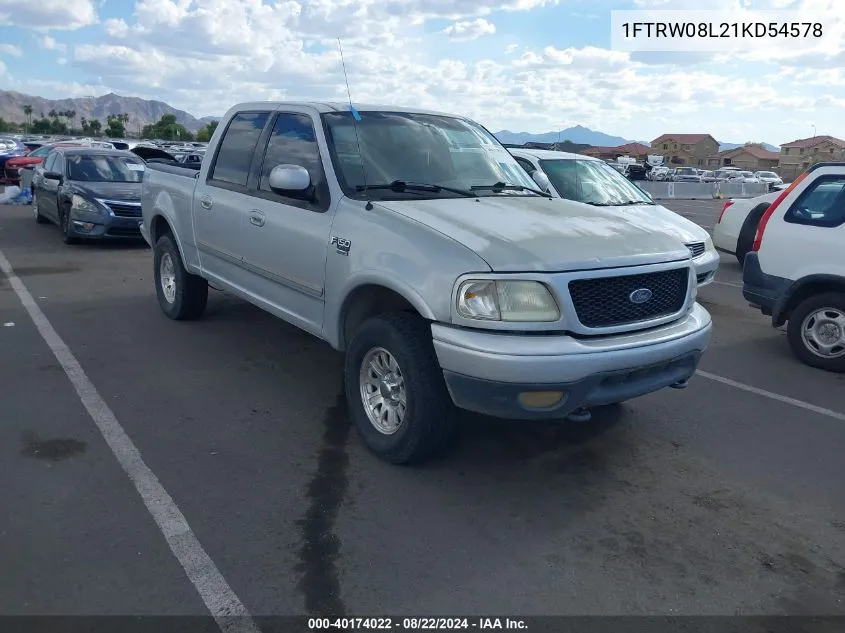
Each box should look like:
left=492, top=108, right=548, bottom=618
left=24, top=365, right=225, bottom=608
left=355, top=180, right=475, bottom=197
left=470, top=182, right=552, bottom=198
left=611, top=199, right=655, bottom=206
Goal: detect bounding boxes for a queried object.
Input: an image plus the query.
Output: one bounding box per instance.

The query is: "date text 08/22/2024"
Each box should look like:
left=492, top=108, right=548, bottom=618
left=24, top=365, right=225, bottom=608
left=307, top=618, right=528, bottom=630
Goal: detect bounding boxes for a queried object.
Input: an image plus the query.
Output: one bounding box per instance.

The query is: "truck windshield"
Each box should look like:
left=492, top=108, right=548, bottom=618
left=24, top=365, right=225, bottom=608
left=538, top=159, right=654, bottom=206
left=321, top=111, right=536, bottom=199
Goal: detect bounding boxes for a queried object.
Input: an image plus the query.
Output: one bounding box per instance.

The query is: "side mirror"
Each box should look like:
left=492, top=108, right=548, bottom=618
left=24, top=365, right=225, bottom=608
left=531, top=170, right=551, bottom=193
left=44, top=171, right=63, bottom=182
left=268, top=164, right=311, bottom=193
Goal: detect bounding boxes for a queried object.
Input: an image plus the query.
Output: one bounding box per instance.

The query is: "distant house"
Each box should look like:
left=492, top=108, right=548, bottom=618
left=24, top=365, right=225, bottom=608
left=582, top=142, right=651, bottom=162
left=706, top=144, right=780, bottom=172
left=651, top=134, right=719, bottom=166
left=778, top=135, right=845, bottom=181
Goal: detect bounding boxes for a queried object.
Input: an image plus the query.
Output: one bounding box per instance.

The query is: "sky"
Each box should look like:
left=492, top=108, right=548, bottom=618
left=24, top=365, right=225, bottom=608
left=0, top=0, right=844, bottom=145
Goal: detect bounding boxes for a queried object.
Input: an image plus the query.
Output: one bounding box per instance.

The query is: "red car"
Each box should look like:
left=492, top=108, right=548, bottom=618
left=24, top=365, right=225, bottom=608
left=2, top=142, right=83, bottom=186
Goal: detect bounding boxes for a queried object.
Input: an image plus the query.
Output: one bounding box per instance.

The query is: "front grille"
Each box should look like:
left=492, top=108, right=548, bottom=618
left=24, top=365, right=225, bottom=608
left=105, top=202, right=142, bottom=217
left=568, top=267, right=689, bottom=328
left=686, top=242, right=706, bottom=258
left=697, top=272, right=710, bottom=284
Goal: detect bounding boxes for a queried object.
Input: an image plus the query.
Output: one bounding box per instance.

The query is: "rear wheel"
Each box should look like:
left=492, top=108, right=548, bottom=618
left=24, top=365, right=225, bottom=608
left=786, top=293, right=845, bottom=373
left=735, top=203, right=770, bottom=266
left=32, top=189, right=48, bottom=224
left=345, top=312, right=456, bottom=464
left=154, top=234, right=208, bottom=320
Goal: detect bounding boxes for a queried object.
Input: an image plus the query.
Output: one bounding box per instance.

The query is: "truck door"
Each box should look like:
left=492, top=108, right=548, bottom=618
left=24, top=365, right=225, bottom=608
left=193, top=110, right=271, bottom=284
left=240, top=110, right=334, bottom=337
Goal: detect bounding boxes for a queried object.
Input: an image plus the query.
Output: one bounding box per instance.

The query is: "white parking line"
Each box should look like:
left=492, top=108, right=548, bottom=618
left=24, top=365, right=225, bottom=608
left=696, top=370, right=845, bottom=422
left=0, top=249, right=259, bottom=633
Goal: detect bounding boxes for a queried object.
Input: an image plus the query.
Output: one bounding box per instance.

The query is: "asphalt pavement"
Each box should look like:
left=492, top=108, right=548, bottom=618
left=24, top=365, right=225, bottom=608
left=1, top=199, right=844, bottom=623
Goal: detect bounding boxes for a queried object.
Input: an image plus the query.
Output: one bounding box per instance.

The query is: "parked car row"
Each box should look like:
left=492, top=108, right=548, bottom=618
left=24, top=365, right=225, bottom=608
left=646, top=165, right=784, bottom=187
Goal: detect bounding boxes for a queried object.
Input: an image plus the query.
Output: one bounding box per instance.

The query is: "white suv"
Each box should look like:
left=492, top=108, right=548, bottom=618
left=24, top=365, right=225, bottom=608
left=742, top=163, right=845, bottom=372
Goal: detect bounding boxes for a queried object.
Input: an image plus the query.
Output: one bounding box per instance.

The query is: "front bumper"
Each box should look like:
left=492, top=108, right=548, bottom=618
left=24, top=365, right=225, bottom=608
left=693, top=247, right=720, bottom=286
left=432, top=303, right=712, bottom=420
left=68, top=208, right=144, bottom=240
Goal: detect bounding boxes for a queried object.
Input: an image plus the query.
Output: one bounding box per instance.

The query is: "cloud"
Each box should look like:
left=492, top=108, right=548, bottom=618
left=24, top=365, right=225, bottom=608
left=0, top=0, right=844, bottom=143
left=37, top=34, right=68, bottom=53
left=442, top=18, right=496, bottom=41
left=0, top=0, right=98, bottom=30
left=0, top=43, right=22, bottom=56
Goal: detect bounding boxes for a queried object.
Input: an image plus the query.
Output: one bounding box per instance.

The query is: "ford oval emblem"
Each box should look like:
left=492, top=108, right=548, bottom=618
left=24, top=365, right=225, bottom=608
left=629, top=288, right=653, bottom=304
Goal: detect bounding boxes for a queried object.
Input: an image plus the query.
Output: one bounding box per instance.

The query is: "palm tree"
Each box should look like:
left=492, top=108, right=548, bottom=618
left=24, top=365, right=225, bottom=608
left=48, top=109, right=57, bottom=119
left=22, top=104, right=33, bottom=132
left=68, top=109, right=76, bottom=134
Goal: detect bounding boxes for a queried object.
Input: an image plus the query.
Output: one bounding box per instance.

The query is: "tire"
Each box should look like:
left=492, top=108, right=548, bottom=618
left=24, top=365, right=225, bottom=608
left=344, top=312, right=456, bottom=465
left=786, top=292, right=845, bottom=373
left=60, top=207, right=78, bottom=244
left=735, top=203, right=770, bottom=266
left=32, top=189, right=48, bottom=224
left=153, top=234, right=208, bottom=320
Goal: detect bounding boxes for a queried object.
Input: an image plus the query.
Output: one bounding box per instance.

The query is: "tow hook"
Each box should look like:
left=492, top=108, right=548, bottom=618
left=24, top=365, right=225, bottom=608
left=670, top=379, right=690, bottom=390
left=565, top=407, right=592, bottom=422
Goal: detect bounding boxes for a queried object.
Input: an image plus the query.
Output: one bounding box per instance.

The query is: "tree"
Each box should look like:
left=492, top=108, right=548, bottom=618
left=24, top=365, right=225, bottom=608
left=31, top=117, right=52, bottom=134
left=105, top=114, right=126, bottom=138
left=48, top=109, right=58, bottom=120
left=141, top=113, right=194, bottom=141
left=22, top=105, right=33, bottom=132
left=88, top=118, right=102, bottom=136
left=196, top=120, right=218, bottom=142
left=67, top=109, right=77, bottom=134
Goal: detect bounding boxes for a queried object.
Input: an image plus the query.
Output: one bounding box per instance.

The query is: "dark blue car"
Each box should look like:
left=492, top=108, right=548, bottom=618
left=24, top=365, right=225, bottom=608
left=31, top=147, right=146, bottom=244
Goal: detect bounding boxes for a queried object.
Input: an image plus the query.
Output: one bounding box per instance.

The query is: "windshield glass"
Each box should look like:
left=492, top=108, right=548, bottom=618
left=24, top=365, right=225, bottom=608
left=66, top=154, right=145, bottom=182
left=321, top=111, right=536, bottom=198
left=757, top=171, right=777, bottom=177
left=539, top=158, right=653, bottom=205
left=676, top=168, right=696, bottom=175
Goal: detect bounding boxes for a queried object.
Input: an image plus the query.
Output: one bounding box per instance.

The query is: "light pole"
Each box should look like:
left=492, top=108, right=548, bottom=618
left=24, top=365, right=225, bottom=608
left=811, top=124, right=817, bottom=140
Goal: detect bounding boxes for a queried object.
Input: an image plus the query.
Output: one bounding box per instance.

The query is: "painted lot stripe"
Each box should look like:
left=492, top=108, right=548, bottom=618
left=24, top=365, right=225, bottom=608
left=696, top=370, right=845, bottom=422
left=0, top=249, right=259, bottom=633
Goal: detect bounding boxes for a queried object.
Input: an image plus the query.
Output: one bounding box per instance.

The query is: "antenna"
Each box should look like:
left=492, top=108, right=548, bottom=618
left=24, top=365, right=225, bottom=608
left=337, top=38, right=372, bottom=210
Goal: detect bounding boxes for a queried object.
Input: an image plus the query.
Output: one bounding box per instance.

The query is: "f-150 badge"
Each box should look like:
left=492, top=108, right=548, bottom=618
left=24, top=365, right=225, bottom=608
left=331, top=236, right=351, bottom=255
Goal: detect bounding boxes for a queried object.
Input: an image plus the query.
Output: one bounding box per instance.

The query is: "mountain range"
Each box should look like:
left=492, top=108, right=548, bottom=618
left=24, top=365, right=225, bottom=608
left=0, top=90, right=207, bottom=132
left=1, top=89, right=779, bottom=150
left=494, top=127, right=779, bottom=152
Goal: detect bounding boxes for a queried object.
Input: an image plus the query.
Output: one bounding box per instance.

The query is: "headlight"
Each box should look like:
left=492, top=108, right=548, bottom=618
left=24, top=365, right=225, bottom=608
left=704, top=235, right=714, bottom=252
left=456, top=280, right=560, bottom=322
left=71, top=194, right=101, bottom=213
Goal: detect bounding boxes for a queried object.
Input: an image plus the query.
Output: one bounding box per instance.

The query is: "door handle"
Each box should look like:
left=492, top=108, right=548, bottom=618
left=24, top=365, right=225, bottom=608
left=199, top=195, right=213, bottom=210
left=248, top=210, right=265, bottom=227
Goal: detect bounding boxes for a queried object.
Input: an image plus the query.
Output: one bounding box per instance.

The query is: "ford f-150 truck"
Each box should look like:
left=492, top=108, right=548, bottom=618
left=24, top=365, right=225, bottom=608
left=140, top=101, right=712, bottom=465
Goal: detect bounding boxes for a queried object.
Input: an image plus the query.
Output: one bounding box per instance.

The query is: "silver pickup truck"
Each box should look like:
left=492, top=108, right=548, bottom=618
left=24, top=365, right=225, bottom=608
left=140, top=101, right=712, bottom=465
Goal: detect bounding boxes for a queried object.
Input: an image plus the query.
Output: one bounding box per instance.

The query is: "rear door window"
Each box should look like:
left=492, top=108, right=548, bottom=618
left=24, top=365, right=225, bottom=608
left=210, top=111, right=271, bottom=187
left=786, top=176, right=845, bottom=227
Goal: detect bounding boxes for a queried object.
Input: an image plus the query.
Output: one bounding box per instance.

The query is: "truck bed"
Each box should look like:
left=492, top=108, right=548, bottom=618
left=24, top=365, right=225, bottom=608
left=144, top=161, right=201, bottom=178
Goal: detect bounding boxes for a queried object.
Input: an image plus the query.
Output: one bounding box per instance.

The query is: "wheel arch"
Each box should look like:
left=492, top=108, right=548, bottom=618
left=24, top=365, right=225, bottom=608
left=333, top=280, right=435, bottom=352
left=773, top=275, right=845, bottom=327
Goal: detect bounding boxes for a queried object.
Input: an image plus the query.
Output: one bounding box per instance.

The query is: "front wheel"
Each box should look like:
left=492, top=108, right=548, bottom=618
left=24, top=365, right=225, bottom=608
left=344, top=312, right=456, bottom=465
left=153, top=234, right=208, bottom=320
left=786, top=293, right=845, bottom=373
left=60, top=208, right=78, bottom=244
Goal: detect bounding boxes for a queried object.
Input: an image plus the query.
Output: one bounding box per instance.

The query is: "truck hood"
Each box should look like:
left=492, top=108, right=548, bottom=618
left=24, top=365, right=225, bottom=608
left=378, top=196, right=692, bottom=272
